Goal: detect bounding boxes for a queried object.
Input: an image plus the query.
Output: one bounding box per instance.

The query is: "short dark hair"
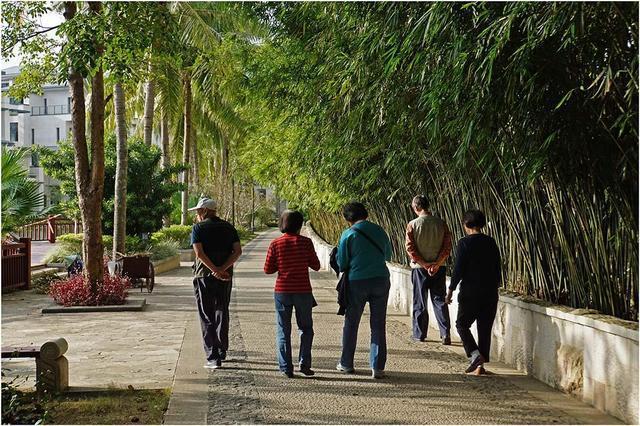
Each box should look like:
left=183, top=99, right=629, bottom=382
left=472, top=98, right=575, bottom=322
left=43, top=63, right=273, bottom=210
left=342, top=202, right=368, bottom=223
left=412, top=195, right=428, bottom=211
left=462, top=209, right=486, bottom=229
left=279, top=210, right=304, bottom=234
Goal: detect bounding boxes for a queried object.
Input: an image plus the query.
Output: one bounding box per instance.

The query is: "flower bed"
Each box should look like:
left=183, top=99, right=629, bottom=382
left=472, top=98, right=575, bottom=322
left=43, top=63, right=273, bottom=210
left=49, top=268, right=131, bottom=307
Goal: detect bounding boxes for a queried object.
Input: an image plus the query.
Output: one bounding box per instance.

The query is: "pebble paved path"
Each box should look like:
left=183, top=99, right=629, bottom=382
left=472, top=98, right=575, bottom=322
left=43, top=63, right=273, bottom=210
left=203, top=230, right=582, bottom=424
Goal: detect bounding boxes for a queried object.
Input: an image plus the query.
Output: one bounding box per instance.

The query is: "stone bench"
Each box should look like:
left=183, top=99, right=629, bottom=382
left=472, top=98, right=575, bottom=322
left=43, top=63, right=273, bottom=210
left=2, top=338, right=69, bottom=393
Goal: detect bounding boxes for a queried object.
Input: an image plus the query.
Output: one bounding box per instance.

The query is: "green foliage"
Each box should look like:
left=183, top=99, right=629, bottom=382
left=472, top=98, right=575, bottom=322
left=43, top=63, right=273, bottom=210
left=1, top=148, right=46, bottom=236
left=44, top=234, right=112, bottom=264
left=236, top=3, right=638, bottom=320
left=1, top=374, right=49, bottom=425
left=236, top=227, right=256, bottom=244
left=148, top=240, right=179, bottom=261
left=151, top=225, right=192, bottom=249
left=32, top=271, right=62, bottom=294
left=39, top=135, right=184, bottom=236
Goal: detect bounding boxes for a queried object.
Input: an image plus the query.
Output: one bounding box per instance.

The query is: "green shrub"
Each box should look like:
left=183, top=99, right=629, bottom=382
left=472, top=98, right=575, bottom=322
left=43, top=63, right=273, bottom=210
left=32, top=271, right=63, bottom=294
left=151, top=225, right=192, bottom=249
left=1, top=374, right=49, bottom=425
left=148, top=240, right=179, bottom=261
left=237, top=227, right=257, bottom=244
left=45, top=234, right=144, bottom=263
left=125, top=235, right=146, bottom=254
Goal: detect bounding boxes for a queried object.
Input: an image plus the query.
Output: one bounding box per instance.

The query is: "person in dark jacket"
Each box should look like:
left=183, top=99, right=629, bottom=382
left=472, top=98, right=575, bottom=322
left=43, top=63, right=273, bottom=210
left=190, top=197, right=242, bottom=370
left=445, top=209, right=501, bottom=374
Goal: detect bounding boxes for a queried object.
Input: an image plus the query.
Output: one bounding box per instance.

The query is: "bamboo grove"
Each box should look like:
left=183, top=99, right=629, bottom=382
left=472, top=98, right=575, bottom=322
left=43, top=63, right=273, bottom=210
left=235, top=3, right=638, bottom=320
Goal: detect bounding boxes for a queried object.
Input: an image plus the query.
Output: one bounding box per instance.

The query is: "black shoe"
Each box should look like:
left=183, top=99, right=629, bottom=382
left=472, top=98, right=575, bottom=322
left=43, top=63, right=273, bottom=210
left=442, top=336, right=451, bottom=345
left=465, top=354, right=486, bottom=374
left=280, top=370, right=294, bottom=378
left=219, top=350, right=227, bottom=361
left=299, top=366, right=315, bottom=376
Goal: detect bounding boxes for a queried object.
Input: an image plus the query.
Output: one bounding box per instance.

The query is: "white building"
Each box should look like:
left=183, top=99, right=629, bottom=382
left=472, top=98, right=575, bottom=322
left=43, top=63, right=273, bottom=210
left=1, top=66, right=71, bottom=206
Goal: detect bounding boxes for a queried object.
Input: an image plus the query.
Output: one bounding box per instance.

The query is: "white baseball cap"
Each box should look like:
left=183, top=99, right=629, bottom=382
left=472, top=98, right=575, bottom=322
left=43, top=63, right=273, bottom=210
left=188, top=197, right=217, bottom=211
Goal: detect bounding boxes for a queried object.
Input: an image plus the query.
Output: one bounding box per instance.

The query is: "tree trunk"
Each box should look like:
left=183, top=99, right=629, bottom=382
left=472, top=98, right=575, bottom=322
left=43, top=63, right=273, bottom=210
left=160, top=110, right=170, bottom=171
left=231, top=176, right=235, bottom=226
left=191, top=125, right=199, bottom=190
left=112, top=82, right=127, bottom=256
left=65, top=1, right=106, bottom=295
left=160, top=110, right=171, bottom=227
left=220, top=135, right=228, bottom=177
left=180, top=71, right=191, bottom=225
left=251, top=181, right=255, bottom=231
left=143, top=72, right=155, bottom=146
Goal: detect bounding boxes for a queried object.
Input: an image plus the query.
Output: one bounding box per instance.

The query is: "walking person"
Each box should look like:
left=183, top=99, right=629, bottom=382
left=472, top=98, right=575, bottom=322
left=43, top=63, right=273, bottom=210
left=445, top=209, right=502, bottom=374
left=405, top=195, right=453, bottom=344
left=336, top=202, right=392, bottom=379
left=264, top=210, right=321, bottom=378
left=190, top=197, right=242, bottom=369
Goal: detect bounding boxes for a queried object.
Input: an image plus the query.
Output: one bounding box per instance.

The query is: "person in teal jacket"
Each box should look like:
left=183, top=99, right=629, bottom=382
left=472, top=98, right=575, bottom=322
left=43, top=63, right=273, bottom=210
left=335, top=202, right=392, bottom=379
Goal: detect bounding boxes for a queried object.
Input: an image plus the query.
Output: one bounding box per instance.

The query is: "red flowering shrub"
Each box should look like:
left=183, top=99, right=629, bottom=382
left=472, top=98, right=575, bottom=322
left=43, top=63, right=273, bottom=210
left=49, top=270, right=131, bottom=307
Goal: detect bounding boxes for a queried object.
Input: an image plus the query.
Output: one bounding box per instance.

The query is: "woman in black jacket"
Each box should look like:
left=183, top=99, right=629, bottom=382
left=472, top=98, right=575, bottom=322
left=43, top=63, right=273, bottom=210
left=445, top=209, right=502, bottom=374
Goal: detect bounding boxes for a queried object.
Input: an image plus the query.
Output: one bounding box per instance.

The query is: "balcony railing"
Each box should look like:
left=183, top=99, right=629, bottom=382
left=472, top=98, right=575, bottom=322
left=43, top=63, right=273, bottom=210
left=31, top=105, right=70, bottom=116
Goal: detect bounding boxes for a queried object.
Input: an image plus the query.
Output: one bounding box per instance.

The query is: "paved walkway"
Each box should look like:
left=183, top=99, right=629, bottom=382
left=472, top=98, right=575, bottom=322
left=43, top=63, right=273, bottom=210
left=166, top=230, right=620, bottom=425
left=1, top=264, right=195, bottom=389
left=31, top=240, right=58, bottom=265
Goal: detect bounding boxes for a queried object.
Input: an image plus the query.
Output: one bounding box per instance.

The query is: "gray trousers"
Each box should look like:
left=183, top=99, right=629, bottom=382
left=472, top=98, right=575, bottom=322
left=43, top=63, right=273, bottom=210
left=193, top=276, right=232, bottom=361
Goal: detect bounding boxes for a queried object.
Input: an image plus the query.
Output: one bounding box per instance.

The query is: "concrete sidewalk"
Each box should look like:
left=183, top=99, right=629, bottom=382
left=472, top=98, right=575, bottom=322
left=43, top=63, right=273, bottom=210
left=166, top=230, right=620, bottom=424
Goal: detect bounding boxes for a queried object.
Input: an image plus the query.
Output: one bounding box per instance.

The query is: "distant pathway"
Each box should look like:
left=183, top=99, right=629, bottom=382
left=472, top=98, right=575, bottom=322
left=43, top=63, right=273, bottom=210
left=30, top=241, right=57, bottom=266
left=194, top=230, right=618, bottom=424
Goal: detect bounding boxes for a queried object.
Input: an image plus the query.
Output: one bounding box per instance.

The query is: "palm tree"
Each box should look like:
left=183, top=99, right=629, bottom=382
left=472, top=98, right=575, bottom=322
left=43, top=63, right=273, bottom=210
left=1, top=148, right=45, bottom=238
left=112, top=81, right=128, bottom=255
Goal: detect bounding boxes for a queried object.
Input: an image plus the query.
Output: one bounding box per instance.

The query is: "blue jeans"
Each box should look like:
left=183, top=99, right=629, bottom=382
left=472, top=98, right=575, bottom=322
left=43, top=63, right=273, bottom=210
left=274, top=293, right=314, bottom=373
left=340, top=276, right=390, bottom=371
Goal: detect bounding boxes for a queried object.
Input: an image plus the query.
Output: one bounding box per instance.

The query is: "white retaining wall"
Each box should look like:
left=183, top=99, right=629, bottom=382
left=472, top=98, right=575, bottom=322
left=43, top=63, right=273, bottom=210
left=305, top=225, right=639, bottom=424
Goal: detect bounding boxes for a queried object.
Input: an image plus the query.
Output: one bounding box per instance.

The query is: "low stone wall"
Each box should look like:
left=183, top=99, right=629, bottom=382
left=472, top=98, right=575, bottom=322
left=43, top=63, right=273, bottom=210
left=305, top=224, right=638, bottom=424
left=153, top=254, right=181, bottom=275
left=178, top=249, right=195, bottom=262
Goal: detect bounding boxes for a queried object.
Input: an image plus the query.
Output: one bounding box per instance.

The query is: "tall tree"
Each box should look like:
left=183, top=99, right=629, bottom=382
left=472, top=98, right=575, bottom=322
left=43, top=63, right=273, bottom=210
left=112, top=82, right=127, bottom=256
left=180, top=70, right=192, bottom=225
left=143, top=71, right=155, bottom=146
left=64, top=1, right=106, bottom=291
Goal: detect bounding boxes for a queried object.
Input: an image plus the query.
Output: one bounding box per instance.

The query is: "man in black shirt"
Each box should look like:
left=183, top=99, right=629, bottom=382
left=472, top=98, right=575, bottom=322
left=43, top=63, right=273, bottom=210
left=445, top=209, right=501, bottom=375
left=190, top=197, right=242, bottom=369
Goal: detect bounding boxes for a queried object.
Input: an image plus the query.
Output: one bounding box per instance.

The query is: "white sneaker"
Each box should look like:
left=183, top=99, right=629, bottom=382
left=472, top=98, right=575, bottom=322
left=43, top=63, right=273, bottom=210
left=205, top=359, right=222, bottom=369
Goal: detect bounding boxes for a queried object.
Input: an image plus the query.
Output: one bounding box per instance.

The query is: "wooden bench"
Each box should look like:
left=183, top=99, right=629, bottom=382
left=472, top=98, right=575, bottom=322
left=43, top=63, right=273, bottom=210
left=2, top=338, right=69, bottom=393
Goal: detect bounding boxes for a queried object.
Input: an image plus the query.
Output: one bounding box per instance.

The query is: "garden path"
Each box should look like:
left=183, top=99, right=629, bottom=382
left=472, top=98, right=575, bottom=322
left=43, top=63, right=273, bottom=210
left=165, top=230, right=620, bottom=425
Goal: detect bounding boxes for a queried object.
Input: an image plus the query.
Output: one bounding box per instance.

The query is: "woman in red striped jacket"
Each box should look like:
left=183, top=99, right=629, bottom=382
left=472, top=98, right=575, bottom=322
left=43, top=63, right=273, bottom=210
left=264, top=210, right=321, bottom=378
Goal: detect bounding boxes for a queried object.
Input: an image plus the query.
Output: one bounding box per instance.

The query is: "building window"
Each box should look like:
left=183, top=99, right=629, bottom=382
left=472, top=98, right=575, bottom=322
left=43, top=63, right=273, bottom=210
left=9, top=97, right=21, bottom=105
left=56, top=127, right=60, bottom=142
left=44, top=98, right=48, bottom=114
left=1, top=82, right=9, bottom=88
left=67, top=97, right=71, bottom=113
left=31, top=152, right=39, bottom=167
left=10, top=123, right=18, bottom=142
left=31, top=129, right=35, bottom=145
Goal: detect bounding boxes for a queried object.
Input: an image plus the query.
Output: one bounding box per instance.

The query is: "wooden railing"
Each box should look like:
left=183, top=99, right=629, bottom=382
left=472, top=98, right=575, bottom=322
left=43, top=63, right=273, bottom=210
left=17, top=215, right=81, bottom=243
left=2, top=238, right=31, bottom=292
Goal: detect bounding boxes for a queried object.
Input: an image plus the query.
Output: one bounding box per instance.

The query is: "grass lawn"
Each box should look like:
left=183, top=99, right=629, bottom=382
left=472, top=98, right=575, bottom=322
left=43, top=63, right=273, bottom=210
left=2, top=387, right=170, bottom=425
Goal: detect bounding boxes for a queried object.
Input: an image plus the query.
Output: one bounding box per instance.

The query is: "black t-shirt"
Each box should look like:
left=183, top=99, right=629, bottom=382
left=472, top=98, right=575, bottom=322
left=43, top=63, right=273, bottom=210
left=449, top=233, right=502, bottom=298
left=190, top=217, right=240, bottom=278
